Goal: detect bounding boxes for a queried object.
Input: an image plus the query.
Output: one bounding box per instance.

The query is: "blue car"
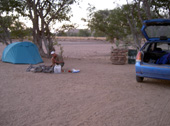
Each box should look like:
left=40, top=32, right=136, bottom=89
left=135, top=19, right=170, bottom=82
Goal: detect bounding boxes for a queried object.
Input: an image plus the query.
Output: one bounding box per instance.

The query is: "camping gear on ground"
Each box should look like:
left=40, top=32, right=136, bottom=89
left=128, top=49, right=137, bottom=64
left=27, top=65, right=80, bottom=74
left=72, top=69, right=80, bottom=73
left=2, top=41, right=43, bottom=64
left=26, top=65, right=53, bottom=73
left=54, top=64, right=61, bottom=74
left=68, top=69, right=80, bottom=73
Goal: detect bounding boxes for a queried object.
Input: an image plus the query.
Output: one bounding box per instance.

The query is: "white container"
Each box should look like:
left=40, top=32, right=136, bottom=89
left=54, top=65, right=61, bottom=74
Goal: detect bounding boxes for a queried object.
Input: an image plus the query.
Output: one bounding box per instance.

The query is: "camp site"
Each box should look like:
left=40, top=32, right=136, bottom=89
left=1, top=0, right=170, bottom=126
left=1, top=38, right=170, bottom=126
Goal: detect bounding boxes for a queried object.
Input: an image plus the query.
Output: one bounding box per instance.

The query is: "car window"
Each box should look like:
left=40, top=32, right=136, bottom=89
left=145, top=25, right=170, bottom=38
left=157, top=43, right=170, bottom=51
left=142, top=43, right=150, bottom=52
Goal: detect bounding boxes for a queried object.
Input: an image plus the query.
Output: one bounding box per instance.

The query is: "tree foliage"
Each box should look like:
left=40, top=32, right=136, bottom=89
left=78, top=29, right=91, bottom=37
left=18, top=0, right=78, bottom=57
left=10, top=22, right=32, bottom=41
left=124, top=0, right=170, bottom=49
left=0, top=16, right=13, bottom=45
left=0, top=0, right=31, bottom=45
left=0, top=15, right=30, bottom=45
left=0, top=0, right=78, bottom=57
left=87, top=7, right=133, bottom=44
left=57, top=29, right=91, bottom=37
left=87, top=0, right=170, bottom=49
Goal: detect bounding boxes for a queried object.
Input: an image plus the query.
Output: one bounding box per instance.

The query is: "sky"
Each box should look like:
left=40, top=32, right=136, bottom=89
left=67, top=0, right=129, bottom=29
left=24, top=0, right=130, bottom=30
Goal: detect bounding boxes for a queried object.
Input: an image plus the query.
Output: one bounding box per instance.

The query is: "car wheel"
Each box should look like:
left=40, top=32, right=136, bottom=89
left=136, top=76, right=144, bottom=82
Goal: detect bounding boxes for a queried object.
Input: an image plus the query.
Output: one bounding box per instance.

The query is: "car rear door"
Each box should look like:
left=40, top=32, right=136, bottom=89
left=141, top=63, right=170, bottom=80
left=141, top=42, right=170, bottom=80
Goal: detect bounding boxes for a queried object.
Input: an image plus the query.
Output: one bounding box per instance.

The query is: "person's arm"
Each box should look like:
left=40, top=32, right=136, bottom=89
left=51, top=58, right=63, bottom=67
left=51, top=58, right=56, bottom=67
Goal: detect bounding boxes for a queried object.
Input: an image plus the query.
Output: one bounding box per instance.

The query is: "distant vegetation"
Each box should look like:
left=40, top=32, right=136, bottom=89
left=57, top=29, right=92, bottom=37
left=57, top=28, right=106, bottom=37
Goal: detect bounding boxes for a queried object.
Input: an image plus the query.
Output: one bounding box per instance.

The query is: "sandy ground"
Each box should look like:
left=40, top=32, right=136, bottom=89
left=1, top=41, right=170, bottom=126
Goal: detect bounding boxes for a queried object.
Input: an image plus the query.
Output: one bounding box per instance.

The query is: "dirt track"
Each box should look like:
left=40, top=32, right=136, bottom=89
left=0, top=41, right=170, bottom=126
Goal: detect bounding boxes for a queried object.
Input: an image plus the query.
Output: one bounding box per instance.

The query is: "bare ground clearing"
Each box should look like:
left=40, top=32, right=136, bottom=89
left=0, top=41, right=170, bottom=126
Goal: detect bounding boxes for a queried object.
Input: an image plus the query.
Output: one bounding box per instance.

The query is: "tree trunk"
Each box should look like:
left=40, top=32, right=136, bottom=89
left=135, top=0, right=143, bottom=24
left=26, top=0, right=70, bottom=58
left=126, top=16, right=141, bottom=50
left=142, top=0, right=152, bottom=19
left=29, top=0, right=49, bottom=58
left=125, top=4, right=141, bottom=50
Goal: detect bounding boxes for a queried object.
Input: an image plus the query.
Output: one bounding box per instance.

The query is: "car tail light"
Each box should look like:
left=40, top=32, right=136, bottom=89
left=136, top=51, right=142, bottom=62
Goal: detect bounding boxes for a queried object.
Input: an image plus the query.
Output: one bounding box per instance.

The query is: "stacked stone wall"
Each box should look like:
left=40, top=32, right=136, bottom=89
left=110, top=49, right=128, bottom=65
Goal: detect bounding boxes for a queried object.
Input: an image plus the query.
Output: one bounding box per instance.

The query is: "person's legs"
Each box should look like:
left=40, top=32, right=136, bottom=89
left=60, top=62, right=65, bottom=68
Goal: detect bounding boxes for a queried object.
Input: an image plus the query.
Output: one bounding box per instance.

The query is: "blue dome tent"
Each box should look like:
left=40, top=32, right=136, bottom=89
left=2, top=42, right=43, bottom=64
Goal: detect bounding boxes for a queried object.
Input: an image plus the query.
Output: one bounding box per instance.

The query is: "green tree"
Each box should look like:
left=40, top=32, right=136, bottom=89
left=0, top=15, right=32, bottom=45
left=87, top=8, right=130, bottom=43
left=78, top=29, right=91, bottom=37
left=125, top=0, right=170, bottom=49
left=19, top=0, right=78, bottom=57
left=11, top=21, right=32, bottom=41
left=121, top=3, right=145, bottom=49
left=151, top=0, right=170, bottom=18
left=0, top=0, right=30, bottom=45
left=87, top=1, right=170, bottom=50
left=0, top=0, right=78, bottom=57
left=0, top=16, right=13, bottom=45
